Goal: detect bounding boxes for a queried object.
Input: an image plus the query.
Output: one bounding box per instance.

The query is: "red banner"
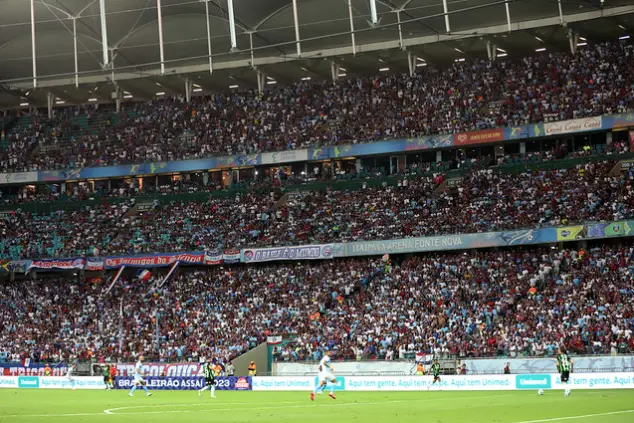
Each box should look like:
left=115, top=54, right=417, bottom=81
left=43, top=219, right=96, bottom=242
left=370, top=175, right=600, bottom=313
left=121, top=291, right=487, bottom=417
left=104, top=253, right=205, bottom=269
left=629, top=130, right=634, bottom=152
left=454, top=129, right=505, bottom=146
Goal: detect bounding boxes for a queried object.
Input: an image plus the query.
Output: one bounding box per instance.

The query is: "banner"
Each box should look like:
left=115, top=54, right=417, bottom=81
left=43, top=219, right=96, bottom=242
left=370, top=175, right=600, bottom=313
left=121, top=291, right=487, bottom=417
left=0, top=377, right=18, bottom=388
left=274, top=361, right=414, bottom=376
left=115, top=362, right=202, bottom=377
left=454, top=129, right=504, bottom=146
left=261, top=149, right=308, bottom=165
left=630, top=130, right=634, bottom=152
left=85, top=257, right=104, bottom=271
left=27, top=258, right=86, bottom=271
left=343, top=228, right=557, bottom=257
left=38, top=376, right=106, bottom=390
left=586, top=221, right=633, bottom=238
left=222, top=249, right=241, bottom=264
left=104, top=252, right=206, bottom=269
left=555, top=225, right=584, bottom=241
left=0, top=171, right=38, bottom=184
left=463, top=355, right=634, bottom=375
left=1, top=363, right=69, bottom=376
left=544, top=116, right=602, bottom=136
left=241, top=244, right=335, bottom=263
left=114, top=376, right=251, bottom=391
left=252, top=373, right=634, bottom=392
left=204, top=250, right=222, bottom=265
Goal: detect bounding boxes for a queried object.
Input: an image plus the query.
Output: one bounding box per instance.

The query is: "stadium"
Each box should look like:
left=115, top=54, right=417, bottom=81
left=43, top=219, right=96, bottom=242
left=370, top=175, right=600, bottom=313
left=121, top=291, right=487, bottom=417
left=1, top=0, right=634, bottom=421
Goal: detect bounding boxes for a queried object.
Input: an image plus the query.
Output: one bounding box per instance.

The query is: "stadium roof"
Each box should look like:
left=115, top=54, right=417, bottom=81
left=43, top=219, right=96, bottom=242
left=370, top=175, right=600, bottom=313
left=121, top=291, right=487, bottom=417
left=0, top=0, right=633, bottom=108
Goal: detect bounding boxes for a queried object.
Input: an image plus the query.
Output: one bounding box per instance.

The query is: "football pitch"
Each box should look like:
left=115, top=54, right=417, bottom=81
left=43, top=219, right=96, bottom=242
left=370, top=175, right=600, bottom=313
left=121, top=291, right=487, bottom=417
left=0, top=390, right=633, bottom=423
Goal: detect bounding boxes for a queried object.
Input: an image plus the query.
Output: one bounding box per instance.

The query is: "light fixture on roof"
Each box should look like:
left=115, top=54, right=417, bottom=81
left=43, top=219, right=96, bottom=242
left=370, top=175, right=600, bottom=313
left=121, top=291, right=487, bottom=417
left=416, top=57, right=425, bottom=62
left=579, top=36, right=587, bottom=41
left=301, top=67, right=309, bottom=72
left=619, top=35, right=631, bottom=40
left=193, top=88, right=203, bottom=93
left=454, top=58, right=465, bottom=62
left=155, top=82, right=162, bottom=87
left=338, top=73, right=347, bottom=77
left=229, top=84, right=239, bottom=89
left=497, top=53, right=508, bottom=57
left=266, top=76, right=275, bottom=81
left=267, top=80, right=277, bottom=85
left=123, top=94, right=133, bottom=99
left=55, top=100, right=65, bottom=104
left=88, top=98, right=98, bottom=102
left=193, top=83, right=201, bottom=88
left=534, top=36, right=544, bottom=42
left=535, top=47, right=547, bottom=52
left=454, top=48, right=465, bottom=54
left=618, top=25, right=627, bottom=30
left=378, top=59, right=386, bottom=63
left=496, top=48, right=506, bottom=53
left=156, top=92, right=165, bottom=96
left=124, top=91, right=131, bottom=95
left=379, top=67, right=389, bottom=72
left=24, top=91, right=30, bottom=96
left=339, top=67, right=347, bottom=72
left=301, top=76, right=311, bottom=81
left=577, top=42, right=587, bottom=47
left=416, top=62, right=427, bottom=67
left=19, top=102, right=29, bottom=107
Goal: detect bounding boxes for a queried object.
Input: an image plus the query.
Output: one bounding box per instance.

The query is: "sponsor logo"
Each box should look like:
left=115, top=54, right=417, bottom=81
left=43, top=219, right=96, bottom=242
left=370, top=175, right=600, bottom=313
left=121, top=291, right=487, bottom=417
left=515, top=375, right=551, bottom=389
left=235, top=377, right=250, bottom=390
left=559, top=230, right=570, bottom=238
left=17, top=376, right=40, bottom=389
left=321, top=245, right=333, bottom=258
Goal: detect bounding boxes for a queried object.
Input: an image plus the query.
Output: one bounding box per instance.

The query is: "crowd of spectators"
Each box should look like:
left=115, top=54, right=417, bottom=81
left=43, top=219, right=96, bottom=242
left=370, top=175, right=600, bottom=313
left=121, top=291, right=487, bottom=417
left=0, top=159, right=632, bottom=260
left=2, top=244, right=634, bottom=364
left=0, top=40, right=632, bottom=172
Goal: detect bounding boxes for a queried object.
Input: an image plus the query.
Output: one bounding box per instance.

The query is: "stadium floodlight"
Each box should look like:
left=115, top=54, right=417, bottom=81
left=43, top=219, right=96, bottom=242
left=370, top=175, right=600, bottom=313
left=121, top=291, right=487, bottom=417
left=369, top=0, right=378, bottom=25
left=619, top=35, right=631, bottom=40
left=99, top=0, right=109, bottom=67
left=88, top=98, right=98, bottom=102
left=535, top=47, right=546, bottom=52
left=497, top=53, right=508, bottom=57
left=229, top=84, right=239, bottom=89
left=227, top=0, right=238, bottom=51
left=379, top=67, right=389, bottom=72
left=156, top=92, right=165, bottom=96
left=20, top=102, right=29, bottom=107
left=577, top=42, right=587, bottom=46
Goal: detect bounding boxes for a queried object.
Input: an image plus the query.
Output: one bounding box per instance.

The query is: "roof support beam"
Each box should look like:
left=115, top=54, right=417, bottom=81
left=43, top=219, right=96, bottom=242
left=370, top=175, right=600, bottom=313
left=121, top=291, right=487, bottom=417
left=157, top=0, right=166, bottom=74
left=227, top=0, right=238, bottom=51
left=6, top=5, right=633, bottom=90
left=73, top=18, right=79, bottom=88
left=292, top=0, right=301, bottom=57
left=99, top=0, right=109, bottom=68
left=443, top=0, right=451, bottom=33
left=30, top=0, right=37, bottom=88
left=348, top=0, right=356, bottom=55
left=204, top=0, right=213, bottom=74
left=505, top=0, right=512, bottom=33
left=370, top=0, right=379, bottom=25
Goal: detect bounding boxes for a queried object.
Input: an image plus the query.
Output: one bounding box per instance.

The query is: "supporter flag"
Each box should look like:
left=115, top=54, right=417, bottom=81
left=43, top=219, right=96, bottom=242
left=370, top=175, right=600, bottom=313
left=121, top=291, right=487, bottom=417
left=22, top=358, right=30, bottom=367
left=136, top=269, right=152, bottom=282
left=267, top=336, right=283, bottom=345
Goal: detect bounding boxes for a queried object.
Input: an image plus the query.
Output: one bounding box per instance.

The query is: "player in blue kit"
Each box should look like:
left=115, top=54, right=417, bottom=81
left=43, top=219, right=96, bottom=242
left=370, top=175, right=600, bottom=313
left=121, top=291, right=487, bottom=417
left=128, top=355, right=152, bottom=397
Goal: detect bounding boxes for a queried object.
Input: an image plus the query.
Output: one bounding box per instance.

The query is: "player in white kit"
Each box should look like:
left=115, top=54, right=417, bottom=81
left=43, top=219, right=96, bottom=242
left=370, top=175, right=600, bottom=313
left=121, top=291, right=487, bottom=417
left=66, top=363, right=77, bottom=391
left=128, top=355, right=152, bottom=397
left=310, top=350, right=337, bottom=401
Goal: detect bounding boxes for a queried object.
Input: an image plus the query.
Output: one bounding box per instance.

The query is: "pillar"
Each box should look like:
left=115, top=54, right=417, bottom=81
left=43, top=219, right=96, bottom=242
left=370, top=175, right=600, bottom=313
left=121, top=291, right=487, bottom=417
left=520, top=142, right=526, bottom=155
left=486, top=41, right=497, bottom=61
left=330, top=61, right=340, bottom=82
left=115, top=87, right=122, bottom=113
left=407, top=51, right=417, bottom=77
left=46, top=92, right=54, bottom=118
left=436, top=151, right=442, bottom=163
left=202, top=172, right=209, bottom=186
left=60, top=182, right=66, bottom=194
left=256, top=70, right=266, bottom=95
left=356, top=158, right=361, bottom=173
left=568, top=29, right=578, bottom=55
left=606, top=132, right=613, bottom=146
left=185, top=78, right=193, bottom=102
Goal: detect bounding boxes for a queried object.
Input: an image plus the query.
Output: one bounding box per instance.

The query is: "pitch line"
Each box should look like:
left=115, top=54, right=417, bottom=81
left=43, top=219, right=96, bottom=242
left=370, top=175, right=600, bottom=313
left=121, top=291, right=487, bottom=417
left=513, top=409, right=634, bottom=423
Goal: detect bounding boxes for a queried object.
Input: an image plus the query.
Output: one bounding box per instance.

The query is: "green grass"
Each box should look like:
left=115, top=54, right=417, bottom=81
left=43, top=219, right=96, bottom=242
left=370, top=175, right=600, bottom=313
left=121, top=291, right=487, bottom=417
left=0, top=390, right=633, bottom=423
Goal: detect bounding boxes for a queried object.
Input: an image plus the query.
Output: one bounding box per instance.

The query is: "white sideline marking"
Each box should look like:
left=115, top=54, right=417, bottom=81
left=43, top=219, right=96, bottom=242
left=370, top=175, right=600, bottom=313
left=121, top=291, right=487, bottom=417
left=104, top=400, right=413, bottom=415
left=513, top=409, right=634, bottom=423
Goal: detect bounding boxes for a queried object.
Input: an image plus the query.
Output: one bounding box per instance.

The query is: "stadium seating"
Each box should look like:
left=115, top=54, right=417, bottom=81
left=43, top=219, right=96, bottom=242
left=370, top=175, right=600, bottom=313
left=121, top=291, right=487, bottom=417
left=1, top=159, right=632, bottom=260
left=2, top=245, right=633, bottom=364
left=0, top=40, right=632, bottom=172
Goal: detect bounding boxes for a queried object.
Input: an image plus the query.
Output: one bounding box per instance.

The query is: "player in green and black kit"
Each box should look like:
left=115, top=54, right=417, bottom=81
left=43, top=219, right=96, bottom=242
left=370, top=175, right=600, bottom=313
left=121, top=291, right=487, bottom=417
left=102, top=365, right=111, bottom=390
left=198, top=359, right=216, bottom=398
left=428, top=359, right=442, bottom=390
left=557, top=347, right=573, bottom=396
